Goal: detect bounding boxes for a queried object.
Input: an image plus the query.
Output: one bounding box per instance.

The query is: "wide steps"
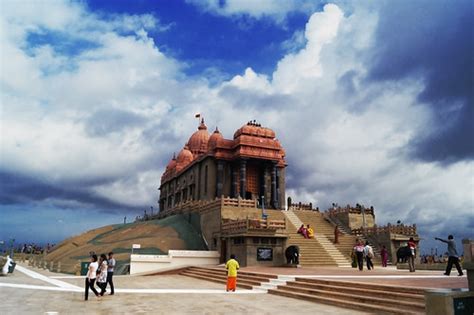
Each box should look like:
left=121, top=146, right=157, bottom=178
left=285, top=281, right=423, bottom=303
left=268, top=289, right=423, bottom=315
left=182, top=271, right=254, bottom=289
left=180, top=266, right=276, bottom=290
left=284, top=282, right=424, bottom=308
left=183, top=269, right=269, bottom=285
left=295, top=278, right=425, bottom=295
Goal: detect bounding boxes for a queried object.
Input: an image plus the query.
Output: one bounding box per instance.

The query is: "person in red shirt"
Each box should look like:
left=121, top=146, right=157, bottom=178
left=407, top=237, right=416, bottom=272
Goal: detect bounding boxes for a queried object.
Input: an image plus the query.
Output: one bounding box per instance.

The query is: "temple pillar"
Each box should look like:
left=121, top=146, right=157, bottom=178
left=260, top=164, right=267, bottom=206
left=216, top=160, right=224, bottom=198
left=231, top=166, right=238, bottom=198
left=271, top=163, right=279, bottom=209
left=239, top=159, right=247, bottom=199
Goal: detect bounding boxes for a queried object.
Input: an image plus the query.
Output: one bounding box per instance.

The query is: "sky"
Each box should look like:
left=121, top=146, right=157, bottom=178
left=0, top=0, right=472, bottom=253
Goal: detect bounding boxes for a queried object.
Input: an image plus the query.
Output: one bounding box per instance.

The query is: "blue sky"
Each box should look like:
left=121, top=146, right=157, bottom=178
left=0, top=0, right=472, bottom=253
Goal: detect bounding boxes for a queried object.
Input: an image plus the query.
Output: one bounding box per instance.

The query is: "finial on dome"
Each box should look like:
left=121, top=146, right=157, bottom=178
left=198, top=117, right=207, bottom=130
left=172, top=152, right=176, bottom=160
left=214, top=126, right=220, bottom=133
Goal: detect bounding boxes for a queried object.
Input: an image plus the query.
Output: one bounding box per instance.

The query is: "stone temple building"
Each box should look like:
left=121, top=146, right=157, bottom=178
left=155, top=119, right=419, bottom=268
left=159, top=119, right=287, bottom=213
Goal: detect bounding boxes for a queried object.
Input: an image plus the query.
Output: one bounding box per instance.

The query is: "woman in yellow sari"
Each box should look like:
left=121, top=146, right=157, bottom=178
left=307, top=224, right=314, bottom=238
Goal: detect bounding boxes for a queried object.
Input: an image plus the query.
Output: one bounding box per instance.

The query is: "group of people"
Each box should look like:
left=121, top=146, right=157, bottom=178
left=18, top=243, right=54, bottom=255
left=352, top=234, right=464, bottom=277
left=85, top=252, right=116, bottom=301
left=297, top=224, right=314, bottom=239
left=352, top=240, right=375, bottom=271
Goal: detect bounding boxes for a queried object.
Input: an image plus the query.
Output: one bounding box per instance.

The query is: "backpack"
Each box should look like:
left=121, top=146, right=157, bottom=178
left=367, top=247, right=374, bottom=259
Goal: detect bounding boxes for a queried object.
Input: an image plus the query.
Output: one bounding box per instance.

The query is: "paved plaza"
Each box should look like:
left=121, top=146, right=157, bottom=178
left=0, top=263, right=468, bottom=315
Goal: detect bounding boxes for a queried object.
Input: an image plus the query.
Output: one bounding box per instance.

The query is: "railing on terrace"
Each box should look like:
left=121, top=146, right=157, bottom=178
left=326, top=204, right=375, bottom=216
left=351, top=223, right=417, bottom=236
left=138, top=197, right=259, bottom=221
left=221, top=218, right=286, bottom=235
left=289, top=202, right=316, bottom=211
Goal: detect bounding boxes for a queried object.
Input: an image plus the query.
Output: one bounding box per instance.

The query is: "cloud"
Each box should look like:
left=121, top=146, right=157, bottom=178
left=1, top=1, right=472, bottom=249
left=367, top=0, right=474, bottom=163
left=186, top=0, right=321, bottom=24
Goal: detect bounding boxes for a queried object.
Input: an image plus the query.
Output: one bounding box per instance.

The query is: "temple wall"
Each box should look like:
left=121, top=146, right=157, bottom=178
left=331, top=211, right=375, bottom=230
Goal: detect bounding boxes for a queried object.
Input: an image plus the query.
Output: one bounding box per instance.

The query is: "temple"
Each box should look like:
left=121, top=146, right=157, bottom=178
left=154, top=119, right=419, bottom=268
left=159, top=119, right=287, bottom=213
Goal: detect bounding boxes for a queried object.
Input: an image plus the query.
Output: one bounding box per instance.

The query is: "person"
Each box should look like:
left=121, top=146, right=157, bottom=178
left=307, top=224, right=314, bottom=238
left=107, top=252, right=115, bottom=295
left=407, top=237, right=416, bottom=272
left=380, top=245, right=388, bottom=267
left=85, top=254, right=100, bottom=300
left=297, top=224, right=305, bottom=236
left=354, top=240, right=365, bottom=271
left=334, top=226, right=341, bottom=244
left=435, top=235, right=464, bottom=276
left=364, top=241, right=374, bottom=270
left=97, top=254, right=108, bottom=296
left=298, top=224, right=309, bottom=239
left=225, top=254, right=240, bottom=292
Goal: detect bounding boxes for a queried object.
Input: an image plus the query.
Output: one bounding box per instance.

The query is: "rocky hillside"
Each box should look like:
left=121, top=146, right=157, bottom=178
left=45, top=214, right=207, bottom=274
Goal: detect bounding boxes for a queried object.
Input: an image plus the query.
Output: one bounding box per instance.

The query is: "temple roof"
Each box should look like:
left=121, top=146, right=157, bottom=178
left=187, top=118, right=209, bottom=156
left=161, top=120, right=286, bottom=183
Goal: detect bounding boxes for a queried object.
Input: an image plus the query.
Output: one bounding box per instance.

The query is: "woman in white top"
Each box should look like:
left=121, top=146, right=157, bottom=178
left=85, top=254, right=100, bottom=300
left=97, top=254, right=108, bottom=296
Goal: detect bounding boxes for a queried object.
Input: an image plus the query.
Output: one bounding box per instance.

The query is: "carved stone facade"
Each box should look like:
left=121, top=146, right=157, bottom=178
left=159, top=120, right=287, bottom=214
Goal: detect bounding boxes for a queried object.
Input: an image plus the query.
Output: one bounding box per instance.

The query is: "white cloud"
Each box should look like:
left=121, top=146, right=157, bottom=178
left=1, top=0, right=472, bottom=246
left=187, top=0, right=320, bottom=23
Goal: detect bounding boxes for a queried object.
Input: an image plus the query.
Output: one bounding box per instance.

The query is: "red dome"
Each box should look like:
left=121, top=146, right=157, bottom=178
left=176, top=145, right=193, bottom=171
left=233, top=122, right=275, bottom=139
left=166, top=153, right=177, bottom=170
left=187, top=118, right=210, bottom=156
left=208, top=127, right=223, bottom=151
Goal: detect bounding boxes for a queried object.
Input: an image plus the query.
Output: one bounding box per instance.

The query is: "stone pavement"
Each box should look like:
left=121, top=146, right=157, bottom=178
left=0, top=263, right=468, bottom=315
left=0, top=263, right=367, bottom=315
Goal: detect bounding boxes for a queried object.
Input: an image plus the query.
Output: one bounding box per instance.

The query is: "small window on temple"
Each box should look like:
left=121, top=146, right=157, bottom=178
left=270, top=238, right=277, bottom=244
left=261, top=238, right=269, bottom=244
left=253, top=237, right=259, bottom=244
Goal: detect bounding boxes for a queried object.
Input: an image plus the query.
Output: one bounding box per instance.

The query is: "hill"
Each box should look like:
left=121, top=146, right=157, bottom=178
left=45, top=214, right=207, bottom=274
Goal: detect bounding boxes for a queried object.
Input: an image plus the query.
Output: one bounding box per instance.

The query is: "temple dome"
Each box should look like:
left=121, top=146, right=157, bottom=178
left=166, top=153, right=177, bottom=170
left=187, top=118, right=210, bottom=156
left=176, top=145, right=193, bottom=167
left=208, top=127, right=223, bottom=151
left=233, top=121, right=275, bottom=139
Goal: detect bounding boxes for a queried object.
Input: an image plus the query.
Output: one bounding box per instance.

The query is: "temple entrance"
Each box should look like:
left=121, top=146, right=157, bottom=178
left=220, top=239, right=227, bottom=263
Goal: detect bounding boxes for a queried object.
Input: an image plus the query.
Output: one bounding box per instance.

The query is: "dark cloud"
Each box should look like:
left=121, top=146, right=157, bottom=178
left=367, top=0, right=474, bottom=163
left=84, top=109, right=147, bottom=137
left=0, top=170, right=139, bottom=212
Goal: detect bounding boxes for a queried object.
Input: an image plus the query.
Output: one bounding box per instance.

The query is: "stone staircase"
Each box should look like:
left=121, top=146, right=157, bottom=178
left=285, top=211, right=351, bottom=267
left=325, top=213, right=385, bottom=265
left=268, top=277, right=426, bottom=314
left=180, top=266, right=277, bottom=290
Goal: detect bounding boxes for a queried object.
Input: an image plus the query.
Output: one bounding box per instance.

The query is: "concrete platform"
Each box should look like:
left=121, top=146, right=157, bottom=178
left=0, top=263, right=367, bottom=315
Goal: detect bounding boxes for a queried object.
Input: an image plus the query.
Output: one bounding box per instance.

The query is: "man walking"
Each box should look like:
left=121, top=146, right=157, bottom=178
left=364, top=241, right=374, bottom=270
left=407, top=237, right=417, bottom=272
left=106, top=252, right=115, bottom=295
left=435, top=235, right=464, bottom=276
left=225, top=254, right=240, bottom=292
